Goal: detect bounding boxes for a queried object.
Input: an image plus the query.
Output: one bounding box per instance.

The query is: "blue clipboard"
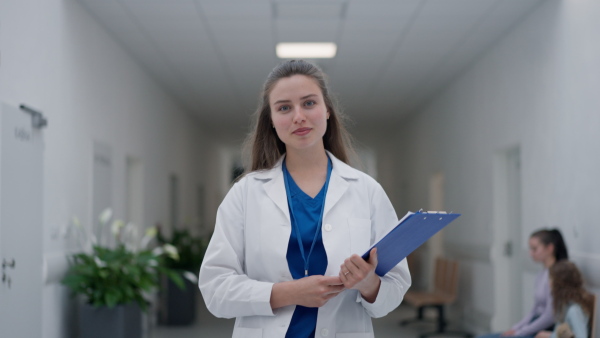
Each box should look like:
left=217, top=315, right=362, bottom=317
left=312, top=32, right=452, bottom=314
left=362, top=211, right=461, bottom=276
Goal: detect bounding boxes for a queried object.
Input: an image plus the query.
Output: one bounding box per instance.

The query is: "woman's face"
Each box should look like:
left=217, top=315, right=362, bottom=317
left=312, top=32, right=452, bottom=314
left=269, top=75, right=329, bottom=154
left=528, top=236, right=554, bottom=263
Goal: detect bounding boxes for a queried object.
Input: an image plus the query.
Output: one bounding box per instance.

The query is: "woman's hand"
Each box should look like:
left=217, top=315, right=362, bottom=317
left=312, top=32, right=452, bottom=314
left=501, top=330, right=516, bottom=336
left=339, top=248, right=381, bottom=303
left=270, top=276, right=344, bottom=309
left=534, top=331, right=552, bottom=338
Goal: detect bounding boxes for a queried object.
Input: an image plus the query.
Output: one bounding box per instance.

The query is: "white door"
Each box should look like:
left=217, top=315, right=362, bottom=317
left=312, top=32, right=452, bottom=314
left=0, top=103, right=44, bottom=337
left=492, top=146, right=523, bottom=330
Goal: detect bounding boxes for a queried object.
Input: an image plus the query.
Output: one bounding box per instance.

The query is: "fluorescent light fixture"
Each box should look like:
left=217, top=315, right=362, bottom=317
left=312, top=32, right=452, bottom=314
left=276, top=42, right=337, bottom=59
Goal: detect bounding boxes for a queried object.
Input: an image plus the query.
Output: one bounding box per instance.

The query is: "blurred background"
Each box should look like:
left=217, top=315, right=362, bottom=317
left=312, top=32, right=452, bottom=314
left=1, top=0, right=599, bottom=337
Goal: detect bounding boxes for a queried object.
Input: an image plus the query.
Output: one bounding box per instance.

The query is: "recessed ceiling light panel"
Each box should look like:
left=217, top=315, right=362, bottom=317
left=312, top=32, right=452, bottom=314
left=276, top=42, right=337, bottom=59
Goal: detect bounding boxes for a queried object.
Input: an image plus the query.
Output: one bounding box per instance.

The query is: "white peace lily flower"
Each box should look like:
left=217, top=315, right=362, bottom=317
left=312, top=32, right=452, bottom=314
left=72, top=216, right=89, bottom=249
left=182, top=271, right=198, bottom=283
left=122, top=222, right=137, bottom=250
left=163, top=244, right=179, bottom=260
left=89, top=233, right=97, bottom=248
left=99, top=208, right=113, bottom=225
left=145, top=227, right=157, bottom=238
left=123, top=222, right=135, bottom=237
left=72, top=216, right=82, bottom=228
left=94, top=256, right=106, bottom=268
left=111, top=220, right=125, bottom=237
left=152, top=247, right=164, bottom=256
left=140, top=227, right=157, bottom=249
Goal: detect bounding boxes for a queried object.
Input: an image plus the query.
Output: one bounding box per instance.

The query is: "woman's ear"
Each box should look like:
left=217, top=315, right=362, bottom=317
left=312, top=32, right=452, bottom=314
left=547, top=243, right=556, bottom=256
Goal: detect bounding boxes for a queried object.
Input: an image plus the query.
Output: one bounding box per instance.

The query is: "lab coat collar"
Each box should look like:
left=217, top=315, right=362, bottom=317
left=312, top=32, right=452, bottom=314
left=253, top=151, right=358, bottom=219
left=252, top=151, right=359, bottom=181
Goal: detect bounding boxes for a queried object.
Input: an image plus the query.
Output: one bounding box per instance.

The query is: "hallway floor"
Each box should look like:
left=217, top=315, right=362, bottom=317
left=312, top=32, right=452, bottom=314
left=150, top=299, right=471, bottom=338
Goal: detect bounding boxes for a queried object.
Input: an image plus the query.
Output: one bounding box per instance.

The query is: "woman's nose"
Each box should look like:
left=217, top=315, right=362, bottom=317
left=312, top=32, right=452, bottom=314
left=292, top=107, right=306, bottom=123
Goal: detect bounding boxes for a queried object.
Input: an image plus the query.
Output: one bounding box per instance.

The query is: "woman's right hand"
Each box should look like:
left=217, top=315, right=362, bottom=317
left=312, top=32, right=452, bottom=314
left=270, top=276, right=345, bottom=309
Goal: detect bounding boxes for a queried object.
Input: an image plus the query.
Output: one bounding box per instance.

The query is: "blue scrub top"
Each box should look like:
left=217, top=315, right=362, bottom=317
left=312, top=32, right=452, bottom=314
left=284, top=169, right=329, bottom=338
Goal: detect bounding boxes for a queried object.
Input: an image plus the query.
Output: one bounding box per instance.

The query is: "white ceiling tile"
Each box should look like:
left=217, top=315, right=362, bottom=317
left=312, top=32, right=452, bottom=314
left=343, top=18, right=411, bottom=34
left=197, top=1, right=272, bottom=19
left=276, top=31, right=338, bottom=43
left=276, top=19, right=340, bottom=42
left=345, top=0, right=422, bottom=19
left=215, top=37, right=274, bottom=57
left=207, top=19, right=271, bottom=36
left=80, top=0, right=143, bottom=40
left=142, top=15, right=208, bottom=40
left=274, top=2, right=346, bottom=20
left=152, top=33, right=212, bottom=52
left=414, top=0, right=496, bottom=35
left=337, top=33, right=396, bottom=58
left=122, top=0, right=198, bottom=20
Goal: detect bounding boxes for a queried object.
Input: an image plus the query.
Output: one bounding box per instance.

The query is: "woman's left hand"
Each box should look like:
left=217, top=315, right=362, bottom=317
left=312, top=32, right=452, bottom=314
left=534, top=331, right=552, bottom=338
left=339, top=248, right=381, bottom=303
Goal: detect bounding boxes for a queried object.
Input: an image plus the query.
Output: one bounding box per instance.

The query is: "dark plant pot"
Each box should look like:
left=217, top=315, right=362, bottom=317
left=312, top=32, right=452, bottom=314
left=79, top=302, right=141, bottom=338
left=158, top=276, right=197, bottom=325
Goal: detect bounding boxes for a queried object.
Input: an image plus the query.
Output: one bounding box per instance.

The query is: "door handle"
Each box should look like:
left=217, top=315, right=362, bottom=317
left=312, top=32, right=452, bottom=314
left=504, top=241, right=513, bottom=257
left=2, top=258, right=16, bottom=269
left=2, top=258, right=15, bottom=289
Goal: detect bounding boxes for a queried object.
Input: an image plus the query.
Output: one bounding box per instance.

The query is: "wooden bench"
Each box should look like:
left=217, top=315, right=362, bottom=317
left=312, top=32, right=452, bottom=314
left=400, top=257, right=471, bottom=338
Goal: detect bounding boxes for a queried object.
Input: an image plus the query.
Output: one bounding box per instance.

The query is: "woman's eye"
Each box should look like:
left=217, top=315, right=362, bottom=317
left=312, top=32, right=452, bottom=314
left=278, top=105, right=290, bottom=112
left=304, top=100, right=316, bottom=107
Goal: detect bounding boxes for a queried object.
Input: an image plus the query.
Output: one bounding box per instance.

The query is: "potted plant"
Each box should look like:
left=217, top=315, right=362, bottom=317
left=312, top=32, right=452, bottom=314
left=156, top=226, right=209, bottom=325
left=62, top=209, right=188, bottom=338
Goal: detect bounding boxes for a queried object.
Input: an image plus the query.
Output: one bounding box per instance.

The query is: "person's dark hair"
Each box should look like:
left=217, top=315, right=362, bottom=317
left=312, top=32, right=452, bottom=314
left=243, top=59, right=354, bottom=172
left=530, top=228, right=569, bottom=261
left=549, top=260, right=594, bottom=321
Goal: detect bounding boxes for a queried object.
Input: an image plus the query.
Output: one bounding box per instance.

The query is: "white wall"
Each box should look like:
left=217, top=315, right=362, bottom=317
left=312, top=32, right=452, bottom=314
left=1, top=0, right=210, bottom=337
left=394, top=0, right=600, bottom=334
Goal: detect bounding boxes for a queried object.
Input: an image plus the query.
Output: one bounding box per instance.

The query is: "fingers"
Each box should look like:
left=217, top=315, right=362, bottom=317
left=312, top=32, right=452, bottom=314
left=339, top=249, right=379, bottom=289
left=326, top=284, right=345, bottom=295
left=292, top=275, right=346, bottom=308
left=341, top=254, right=370, bottom=278
left=320, top=275, right=343, bottom=285
left=369, top=248, right=378, bottom=266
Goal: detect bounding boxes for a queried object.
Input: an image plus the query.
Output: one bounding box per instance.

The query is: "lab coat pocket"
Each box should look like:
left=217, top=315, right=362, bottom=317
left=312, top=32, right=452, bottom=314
left=232, top=327, right=263, bottom=338
left=347, top=218, right=372, bottom=255
left=336, top=333, right=374, bottom=338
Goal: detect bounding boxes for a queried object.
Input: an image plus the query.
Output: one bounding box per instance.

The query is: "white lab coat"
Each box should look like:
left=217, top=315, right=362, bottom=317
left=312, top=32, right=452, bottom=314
left=199, top=152, right=411, bottom=338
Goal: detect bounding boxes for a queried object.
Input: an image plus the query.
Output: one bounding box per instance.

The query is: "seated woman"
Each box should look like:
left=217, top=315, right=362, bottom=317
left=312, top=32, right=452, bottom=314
left=535, top=260, right=594, bottom=338
left=479, top=229, right=569, bottom=338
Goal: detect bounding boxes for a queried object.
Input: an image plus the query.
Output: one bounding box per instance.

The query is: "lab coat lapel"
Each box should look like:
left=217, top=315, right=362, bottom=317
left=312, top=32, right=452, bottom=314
left=324, top=171, right=348, bottom=217
left=263, top=169, right=290, bottom=223
left=323, top=152, right=358, bottom=217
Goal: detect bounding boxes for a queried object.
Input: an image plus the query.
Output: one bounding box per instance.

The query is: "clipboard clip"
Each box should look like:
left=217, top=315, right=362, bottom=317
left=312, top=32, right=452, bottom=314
left=419, top=209, right=449, bottom=214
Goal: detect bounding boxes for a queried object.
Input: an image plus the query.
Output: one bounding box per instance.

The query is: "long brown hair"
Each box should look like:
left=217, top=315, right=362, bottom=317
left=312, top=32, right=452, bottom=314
left=549, top=260, right=594, bottom=321
left=243, top=60, right=354, bottom=172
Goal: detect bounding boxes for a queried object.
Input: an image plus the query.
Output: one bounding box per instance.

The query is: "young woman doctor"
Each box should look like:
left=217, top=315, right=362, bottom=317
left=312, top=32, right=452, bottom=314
left=199, top=60, right=411, bottom=338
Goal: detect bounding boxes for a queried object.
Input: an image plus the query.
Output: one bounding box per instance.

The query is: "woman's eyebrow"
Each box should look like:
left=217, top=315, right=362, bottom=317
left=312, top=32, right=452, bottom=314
left=273, top=99, right=291, bottom=105
left=300, top=94, right=318, bottom=100
left=273, top=94, right=318, bottom=105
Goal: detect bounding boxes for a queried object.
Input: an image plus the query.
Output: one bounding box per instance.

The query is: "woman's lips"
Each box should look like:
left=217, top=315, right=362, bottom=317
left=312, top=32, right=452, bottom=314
left=293, top=128, right=311, bottom=136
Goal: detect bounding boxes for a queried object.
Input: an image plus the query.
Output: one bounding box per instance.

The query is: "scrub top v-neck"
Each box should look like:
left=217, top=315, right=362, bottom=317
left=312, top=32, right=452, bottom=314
left=283, top=158, right=331, bottom=338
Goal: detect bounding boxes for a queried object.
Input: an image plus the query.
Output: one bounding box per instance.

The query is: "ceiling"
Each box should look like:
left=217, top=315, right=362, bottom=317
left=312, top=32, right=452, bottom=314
left=78, top=0, right=543, bottom=133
